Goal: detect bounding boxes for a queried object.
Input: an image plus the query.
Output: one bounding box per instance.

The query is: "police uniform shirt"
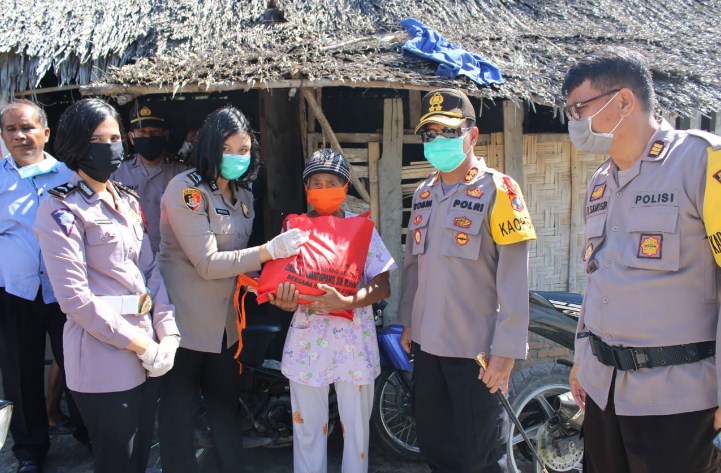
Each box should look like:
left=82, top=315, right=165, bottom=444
left=398, top=159, right=536, bottom=359
left=33, top=173, right=178, bottom=393
left=158, top=169, right=261, bottom=353
left=575, top=119, right=721, bottom=416
left=111, top=154, right=189, bottom=253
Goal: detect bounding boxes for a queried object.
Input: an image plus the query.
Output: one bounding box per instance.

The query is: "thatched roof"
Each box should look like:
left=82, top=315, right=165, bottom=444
left=2, top=0, right=720, bottom=116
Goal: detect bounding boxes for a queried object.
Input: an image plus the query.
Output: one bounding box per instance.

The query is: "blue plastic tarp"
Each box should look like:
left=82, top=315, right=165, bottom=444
left=400, top=18, right=504, bottom=87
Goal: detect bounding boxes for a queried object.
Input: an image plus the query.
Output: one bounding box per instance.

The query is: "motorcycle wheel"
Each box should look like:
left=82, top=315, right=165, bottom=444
left=370, top=368, right=422, bottom=461
left=506, top=362, right=582, bottom=473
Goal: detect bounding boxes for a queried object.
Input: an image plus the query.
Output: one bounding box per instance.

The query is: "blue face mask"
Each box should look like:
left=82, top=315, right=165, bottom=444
left=220, top=153, right=251, bottom=180
left=423, top=136, right=468, bottom=172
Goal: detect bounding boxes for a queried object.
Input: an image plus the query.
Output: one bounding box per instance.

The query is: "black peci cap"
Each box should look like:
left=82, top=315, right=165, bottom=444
left=414, top=88, right=476, bottom=134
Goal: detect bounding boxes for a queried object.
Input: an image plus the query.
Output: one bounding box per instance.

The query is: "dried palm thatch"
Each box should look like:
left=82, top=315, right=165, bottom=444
left=1, top=0, right=719, bottom=116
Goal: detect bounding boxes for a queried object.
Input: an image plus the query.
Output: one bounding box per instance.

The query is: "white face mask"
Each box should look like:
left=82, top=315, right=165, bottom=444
left=568, top=92, right=623, bottom=155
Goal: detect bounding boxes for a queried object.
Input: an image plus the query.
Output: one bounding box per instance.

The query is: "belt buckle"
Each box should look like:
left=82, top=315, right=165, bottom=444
left=138, top=293, right=153, bottom=315
left=631, top=349, right=649, bottom=369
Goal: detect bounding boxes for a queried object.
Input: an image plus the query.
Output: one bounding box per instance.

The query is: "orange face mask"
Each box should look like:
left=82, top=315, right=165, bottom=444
left=305, top=183, right=348, bottom=215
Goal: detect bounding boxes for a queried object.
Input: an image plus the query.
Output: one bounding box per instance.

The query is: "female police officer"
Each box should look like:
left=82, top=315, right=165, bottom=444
left=157, top=106, right=308, bottom=473
left=33, top=98, right=180, bottom=473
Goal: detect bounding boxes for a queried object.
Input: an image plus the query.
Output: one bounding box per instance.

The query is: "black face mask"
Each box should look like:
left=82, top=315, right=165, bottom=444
left=133, top=136, right=167, bottom=160
left=80, top=142, right=124, bottom=183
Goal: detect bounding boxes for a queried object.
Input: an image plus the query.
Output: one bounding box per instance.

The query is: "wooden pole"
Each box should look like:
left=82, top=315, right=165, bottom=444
left=368, top=142, right=381, bottom=224
left=567, top=142, right=582, bottom=292
left=503, top=100, right=525, bottom=188
left=299, top=87, right=371, bottom=203
left=710, top=111, right=721, bottom=135
left=379, top=98, right=404, bottom=323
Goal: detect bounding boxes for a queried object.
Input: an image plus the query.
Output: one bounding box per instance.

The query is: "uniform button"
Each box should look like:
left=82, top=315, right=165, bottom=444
left=612, top=225, right=619, bottom=232
left=616, top=191, right=622, bottom=197
left=602, top=297, right=609, bottom=303
left=604, top=261, right=612, bottom=267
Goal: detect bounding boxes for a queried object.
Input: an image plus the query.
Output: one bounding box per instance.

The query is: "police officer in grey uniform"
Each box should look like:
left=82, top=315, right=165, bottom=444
left=157, top=106, right=307, bottom=473
left=399, top=89, right=536, bottom=473
left=564, top=47, right=721, bottom=473
left=34, top=98, right=180, bottom=473
left=112, top=100, right=188, bottom=253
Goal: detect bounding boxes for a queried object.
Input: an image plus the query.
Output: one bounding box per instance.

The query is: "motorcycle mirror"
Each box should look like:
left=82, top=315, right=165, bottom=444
left=0, top=400, right=13, bottom=450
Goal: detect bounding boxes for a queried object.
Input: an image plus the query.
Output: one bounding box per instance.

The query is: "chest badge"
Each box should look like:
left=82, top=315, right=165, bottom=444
left=466, top=187, right=483, bottom=199
left=713, top=169, right=721, bottom=186
left=590, top=183, right=606, bottom=201
left=241, top=202, right=250, bottom=218
left=453, top=216, right=472, bottom=229
left=455, top=231, right=469, bottom=246
left=419, top=190, right=431, bottom=200
left=583, top=243, right=593, bottom=261
left=414, top=229, right=422, bottom=245
left=413, top=214, right=423, bottom=226
left=183, top=188, right=202, bottom=211
left=637, top=234, right=663, bottom=259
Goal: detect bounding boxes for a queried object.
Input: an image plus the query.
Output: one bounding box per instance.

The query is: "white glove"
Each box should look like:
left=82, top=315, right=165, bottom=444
left=265, top=228, right=309, bottom=260
left=138, top=340, right=159, bottom=365
left=143, top=336, right=180, bottom=378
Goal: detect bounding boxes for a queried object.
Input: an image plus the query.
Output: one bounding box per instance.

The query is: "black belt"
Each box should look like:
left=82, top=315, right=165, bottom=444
left=583, top=332, right=715, bottom=371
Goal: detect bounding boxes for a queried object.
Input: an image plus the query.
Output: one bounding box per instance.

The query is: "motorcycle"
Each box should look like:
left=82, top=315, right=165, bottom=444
left=368, top=291, right=584, bottom=473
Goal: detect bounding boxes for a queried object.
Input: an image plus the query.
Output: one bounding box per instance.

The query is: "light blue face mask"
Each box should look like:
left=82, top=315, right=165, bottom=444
left=16, top=155, right=58, bottom=179
left=220, top=153, right=251, bottom=180
left=423, top=136, right=468, bottom=172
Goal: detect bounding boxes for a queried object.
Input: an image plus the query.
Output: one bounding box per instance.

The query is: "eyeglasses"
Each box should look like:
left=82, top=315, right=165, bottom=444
left=419, top=126, right=472, bottom=143
left=564, top=89, right=621, bottom=120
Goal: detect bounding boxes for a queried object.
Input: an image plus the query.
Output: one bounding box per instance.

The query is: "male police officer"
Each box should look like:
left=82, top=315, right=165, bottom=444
left=112, top=100, right=188, bottom=253
left=0, top=100, right=84, bottom=473
left=399, top=89, right=536, bottom=472
left=564, top=47, right=721, bottom=472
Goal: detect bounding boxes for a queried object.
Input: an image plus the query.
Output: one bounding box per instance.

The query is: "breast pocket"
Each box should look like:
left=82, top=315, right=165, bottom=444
left=622, top=206, right=680, bottom=271
left=408, top=209, right=431, bottom=255
left=209, top=214, right=233, bottom=235
left=441, top=210, right=484, bottom=260
left=583, top=213, right=607, bottom=261
left=85, top=225, right=121, bottom=269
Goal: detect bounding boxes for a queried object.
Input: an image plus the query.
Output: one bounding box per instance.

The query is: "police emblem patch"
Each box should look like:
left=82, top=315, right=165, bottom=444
left=590, top=183, right=606, bottom=201
left=455, top=232, right=469, bottom=246
left=419, top=190, right=431, bottom=200
left=414, top=229, right=421, bottom=245
left=242, top=202, right=250, bottom=218
left=713, top=169, right=721, bottom=186
left=463, top=167, right=479, bottom=183
left=467, top=187, right=483, bottom=199
left=638, top=234, right=663, bottom=258
left=583, top=243, right=593, bottom=261
left=413, top=214, right=423, bottom=225
left=183, top=189, right=202, bottom=211
left=428, top=92, right=444, bottom=113
left=453, top=216, right=472, bottom=229
left=647, top=140, right=665, bottom=158
left=51, top=209, right=76, bottom=236
left=139, top=106, right=152, bottom=117
left=511, top=197, right=524, bottom=212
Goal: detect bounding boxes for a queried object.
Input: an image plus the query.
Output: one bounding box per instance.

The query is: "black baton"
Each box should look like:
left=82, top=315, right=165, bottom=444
left=476, top=353, right=549, bottom=473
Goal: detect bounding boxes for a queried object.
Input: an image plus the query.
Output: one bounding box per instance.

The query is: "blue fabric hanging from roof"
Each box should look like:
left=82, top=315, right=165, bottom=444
left=400, top=18, right=504, bottom=86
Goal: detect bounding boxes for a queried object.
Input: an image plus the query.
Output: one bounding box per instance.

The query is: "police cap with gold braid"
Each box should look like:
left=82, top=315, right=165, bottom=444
left=129, top=100, right=167, bottom=130
left=414, top=88, right=476, bottom=134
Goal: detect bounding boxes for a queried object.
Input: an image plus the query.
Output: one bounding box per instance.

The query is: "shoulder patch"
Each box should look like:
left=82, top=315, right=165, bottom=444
left=47, top=183, right=77, bottom=199
left=113, top=181, right=139, bottom=200
left=183, top=188, right=203, bottom=211
left=490, top=174, right=536, bottom=245
left=704, top=147, right=721, bottom=266
left=51, top=208, right=77, bottom=235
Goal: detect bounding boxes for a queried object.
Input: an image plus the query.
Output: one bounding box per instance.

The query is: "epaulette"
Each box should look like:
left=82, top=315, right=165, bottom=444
left=114, top=181, right=140, bottom=200
left=686, top=130, right=721, bottom=151
left=48, top=183, right=77, bottom=199
left=186, top=171, right=203, bottom=186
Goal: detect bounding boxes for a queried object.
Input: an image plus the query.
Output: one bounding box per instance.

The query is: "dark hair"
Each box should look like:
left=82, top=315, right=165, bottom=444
left=193, top=106, right=259, bottom=189
left=0, top=99, right=48, bottom=130
left=53, top=98, right=125, bottom=171
left=562, top=46, right=655, bottom=112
